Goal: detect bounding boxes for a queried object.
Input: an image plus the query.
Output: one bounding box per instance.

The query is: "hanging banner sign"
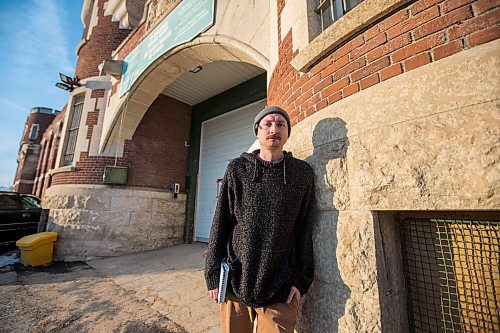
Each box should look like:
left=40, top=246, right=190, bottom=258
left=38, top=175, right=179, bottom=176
left=119, top=0, right=215, bottom=96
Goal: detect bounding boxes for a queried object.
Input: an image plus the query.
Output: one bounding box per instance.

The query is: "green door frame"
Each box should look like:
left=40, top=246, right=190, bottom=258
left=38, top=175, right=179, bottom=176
left=184, top=73, right=267, bottom=243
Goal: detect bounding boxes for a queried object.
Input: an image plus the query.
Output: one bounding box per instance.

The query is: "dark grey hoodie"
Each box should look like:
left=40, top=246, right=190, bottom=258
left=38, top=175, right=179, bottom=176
left=205, top=150, right=315, bottom=307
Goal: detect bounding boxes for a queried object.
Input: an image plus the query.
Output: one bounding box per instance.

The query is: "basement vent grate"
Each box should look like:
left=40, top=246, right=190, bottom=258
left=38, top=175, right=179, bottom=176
left=400, top=216, right=499, bottom=333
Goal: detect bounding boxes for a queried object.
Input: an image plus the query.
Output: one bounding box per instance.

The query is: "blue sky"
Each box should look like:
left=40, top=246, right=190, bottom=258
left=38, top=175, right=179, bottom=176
left=0, top=0, right=83, bottom=188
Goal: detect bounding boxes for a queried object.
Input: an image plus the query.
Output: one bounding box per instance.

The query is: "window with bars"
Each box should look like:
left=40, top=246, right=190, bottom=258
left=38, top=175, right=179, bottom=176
left=316, top=0, right=364, bottom=31
left=62, top=94, right=85, bottom=166
left=400, top=214, right=499, bottom=332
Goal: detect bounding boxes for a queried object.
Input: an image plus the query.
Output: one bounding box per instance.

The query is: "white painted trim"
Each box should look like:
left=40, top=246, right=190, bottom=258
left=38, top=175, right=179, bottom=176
left=50, top=166, right=77, bottom=175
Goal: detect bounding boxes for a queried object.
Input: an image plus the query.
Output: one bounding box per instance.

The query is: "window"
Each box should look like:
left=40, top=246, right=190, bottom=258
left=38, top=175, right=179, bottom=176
left=63, top=94, right=85, bottom=165
left=316, top=0, right=364, bottom=31
left=0, top=193, right=21, bottom=210
left=20, top=195, right=41, bottom=209
left=29, top=124, right=40, bottom=140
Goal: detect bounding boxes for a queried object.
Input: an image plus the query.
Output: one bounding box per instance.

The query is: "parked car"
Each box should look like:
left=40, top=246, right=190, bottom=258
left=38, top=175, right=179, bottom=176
left=0, top=191, right=42, bottom=248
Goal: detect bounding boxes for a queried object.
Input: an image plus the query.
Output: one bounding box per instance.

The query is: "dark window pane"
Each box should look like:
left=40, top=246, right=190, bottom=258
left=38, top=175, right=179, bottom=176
left=20, top=196, right=41, bottom=209
left=321, top=6, right=334, bottom=30
left=317, top=0, right=365, bottom=31
left=0, top=194, right=21, bottom=210
left=344, top=0, right=363, bottom=12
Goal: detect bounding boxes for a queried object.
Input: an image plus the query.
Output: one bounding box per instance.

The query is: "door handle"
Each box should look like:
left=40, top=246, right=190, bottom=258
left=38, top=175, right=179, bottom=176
left=22, top=212, right=30, bottom=218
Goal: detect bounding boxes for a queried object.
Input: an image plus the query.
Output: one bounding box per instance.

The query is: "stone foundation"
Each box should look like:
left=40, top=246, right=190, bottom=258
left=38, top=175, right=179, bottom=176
left=289, top=41, right=499, bottom=332
left=43, top=185, right=186, bottom=261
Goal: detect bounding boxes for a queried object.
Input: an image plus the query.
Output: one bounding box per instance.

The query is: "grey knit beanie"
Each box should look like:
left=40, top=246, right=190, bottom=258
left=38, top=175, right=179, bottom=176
left=253, top=106, right=291, bottom=136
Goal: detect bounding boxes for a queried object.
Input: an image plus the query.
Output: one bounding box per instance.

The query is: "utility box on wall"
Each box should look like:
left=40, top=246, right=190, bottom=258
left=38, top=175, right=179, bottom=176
left=103, top=166, right=128, bottom=185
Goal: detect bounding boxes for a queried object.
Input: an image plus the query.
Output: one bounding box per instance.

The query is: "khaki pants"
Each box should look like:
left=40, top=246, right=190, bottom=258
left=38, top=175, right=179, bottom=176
left=220, top=293, right=299, bottom=333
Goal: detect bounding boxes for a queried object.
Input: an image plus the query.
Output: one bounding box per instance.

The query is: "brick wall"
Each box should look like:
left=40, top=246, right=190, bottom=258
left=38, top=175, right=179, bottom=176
left=109, top=23, right=147, bottom=101
left=33, top=138, right=50, bottom=196
left=19, top=111, right=56, bottom=145
left=115, top=24, right=146, bottom=61
left=13, top=110, right=56, bottom=191
left=51, top=94, right=192, bottom=192
left=51, top=152, right=130, bottom=185
left=86, top=89, right=104, bottom=141
left=51, top=92, right=130, bottom=185
left=16, top=183, right=33, bottom=194
left=127, top=95, right=192, bottom=191
left=75, top=0, right=131, bottom=79
left=33, top=109, right=65, bottom=197
left=269, top=0, right=500, bottom=125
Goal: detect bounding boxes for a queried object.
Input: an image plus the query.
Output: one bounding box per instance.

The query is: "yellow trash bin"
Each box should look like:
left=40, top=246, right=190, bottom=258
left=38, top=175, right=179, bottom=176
left=16, top=232, right=58, bottom=267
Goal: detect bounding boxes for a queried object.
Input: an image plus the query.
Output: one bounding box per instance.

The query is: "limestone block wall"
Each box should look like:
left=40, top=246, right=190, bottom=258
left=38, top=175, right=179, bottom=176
left=285, top=42, right=499, bottom=332
left=44, top=185, right=186, bottom=261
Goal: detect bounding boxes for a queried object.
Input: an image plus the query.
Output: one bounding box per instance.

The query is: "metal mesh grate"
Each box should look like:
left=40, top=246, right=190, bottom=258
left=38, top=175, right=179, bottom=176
left=400, top=216, right=499, bottom=333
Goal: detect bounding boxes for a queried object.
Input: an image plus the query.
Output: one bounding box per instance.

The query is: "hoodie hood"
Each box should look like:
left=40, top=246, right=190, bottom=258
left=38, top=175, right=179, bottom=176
left=241, top=150, right=293, bottom=184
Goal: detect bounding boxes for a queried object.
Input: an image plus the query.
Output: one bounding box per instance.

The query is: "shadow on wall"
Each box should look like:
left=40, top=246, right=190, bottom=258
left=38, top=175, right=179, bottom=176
left=297, top=118, right=351, bottom=333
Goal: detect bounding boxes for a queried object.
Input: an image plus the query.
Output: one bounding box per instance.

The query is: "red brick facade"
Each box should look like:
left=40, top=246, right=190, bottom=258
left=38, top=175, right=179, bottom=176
left=115, top=24, right=146, bottom=61
left=19, top=0, right=500, bottom=197
left=17, top=109, right=56, bottom=146
left=13, top=108, right=58, bottom=194
left=127, top=95, right=191, bottom=191
left=75, top=0, right=131, bottom=79
left=269, top=0, right=500, bottom=126
left=54, top=0, right=195, bottom=191
left=33, top=109, right=66, bottom=197
left=51, top=94, right=192, bottom=191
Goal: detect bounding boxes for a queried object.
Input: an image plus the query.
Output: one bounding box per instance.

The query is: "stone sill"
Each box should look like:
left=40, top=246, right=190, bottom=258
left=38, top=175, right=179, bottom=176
left=291, top=0, right=410, bottom=72
left=47, top=183, right=188, bottom=201
left=50, top=166, right=77, bottom=175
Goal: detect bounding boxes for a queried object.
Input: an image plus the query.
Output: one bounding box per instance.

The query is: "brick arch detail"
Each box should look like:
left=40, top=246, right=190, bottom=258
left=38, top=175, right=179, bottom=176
left=101, top=35, right=269, bottom=152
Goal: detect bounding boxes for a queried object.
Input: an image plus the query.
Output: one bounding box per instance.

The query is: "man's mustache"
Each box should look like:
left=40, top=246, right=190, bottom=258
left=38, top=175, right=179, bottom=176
left=266, top=133, right=281, bottom=140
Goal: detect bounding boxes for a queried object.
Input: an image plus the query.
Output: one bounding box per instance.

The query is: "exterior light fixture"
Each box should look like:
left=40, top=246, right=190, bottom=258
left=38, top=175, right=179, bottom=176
left=55, top=82, right=73, bottom=92
left=55, top=73, right=81, bottom=92
left=190, top=65, right=203, bottom=73
left=59, top=73, right=81, bottom=87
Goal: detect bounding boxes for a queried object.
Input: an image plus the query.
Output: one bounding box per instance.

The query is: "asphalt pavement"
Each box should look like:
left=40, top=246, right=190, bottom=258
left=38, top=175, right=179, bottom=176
left=88, top=243, right=220, bottom=333
left=0, top=243, right=220, bottom=333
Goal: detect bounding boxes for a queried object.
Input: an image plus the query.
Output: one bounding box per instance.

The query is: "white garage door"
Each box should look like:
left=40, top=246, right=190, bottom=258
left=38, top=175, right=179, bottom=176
left=195, top=99, right=265, bottom=241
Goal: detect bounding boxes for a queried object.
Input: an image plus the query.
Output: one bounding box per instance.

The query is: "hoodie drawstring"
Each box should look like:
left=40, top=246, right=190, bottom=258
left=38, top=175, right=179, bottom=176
left=249, top=150, right=288, bottom=185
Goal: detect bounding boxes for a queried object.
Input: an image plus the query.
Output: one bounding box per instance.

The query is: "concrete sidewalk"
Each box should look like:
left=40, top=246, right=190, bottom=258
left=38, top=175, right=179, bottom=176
left=87, top=243, right=220, bottom=333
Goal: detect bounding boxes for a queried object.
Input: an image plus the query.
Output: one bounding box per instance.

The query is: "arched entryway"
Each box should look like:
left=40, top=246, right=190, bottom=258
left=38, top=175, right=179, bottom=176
left=103, top=38, right=269, bottom=242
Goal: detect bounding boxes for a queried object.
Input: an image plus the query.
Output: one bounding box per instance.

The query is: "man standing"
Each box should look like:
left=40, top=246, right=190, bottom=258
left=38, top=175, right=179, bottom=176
left=205, top=106, right=315, bottom=333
